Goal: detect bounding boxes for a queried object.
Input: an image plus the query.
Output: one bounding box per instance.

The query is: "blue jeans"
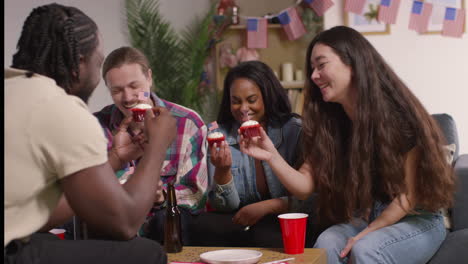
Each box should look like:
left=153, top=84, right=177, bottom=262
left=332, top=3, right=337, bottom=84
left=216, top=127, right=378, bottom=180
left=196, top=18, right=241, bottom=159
left=314, top=202, right=446, bottom=264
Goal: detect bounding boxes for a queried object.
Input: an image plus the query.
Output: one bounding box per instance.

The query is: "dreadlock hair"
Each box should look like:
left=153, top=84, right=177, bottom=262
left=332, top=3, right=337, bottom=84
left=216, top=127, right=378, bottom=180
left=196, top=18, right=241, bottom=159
left=12, top=3, right=98, bottom=93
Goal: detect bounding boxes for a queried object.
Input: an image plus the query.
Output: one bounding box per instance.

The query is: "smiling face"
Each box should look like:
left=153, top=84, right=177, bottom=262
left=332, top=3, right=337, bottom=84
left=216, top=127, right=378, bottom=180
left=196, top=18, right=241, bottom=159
left=229, top=78, right=265, bottom=124
left=310, top=43, right=354, bottom=106
left=104, top=63, right=153, bottom=117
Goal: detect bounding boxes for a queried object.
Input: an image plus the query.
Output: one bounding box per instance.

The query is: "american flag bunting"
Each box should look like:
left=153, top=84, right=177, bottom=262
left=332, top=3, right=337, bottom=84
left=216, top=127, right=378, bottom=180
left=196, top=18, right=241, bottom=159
left=304, top=0, right=335, bottom=17
left=344, top=0, right=367, bottom=15
left=278, top=7, right=306, bottom=41
left=247, top=18, right=268, bottom=49
left=378, top=0, right=401, bottom=24
left=442, top=7, right=465, bottom=38
left=409, top=1, right=433, bottom=33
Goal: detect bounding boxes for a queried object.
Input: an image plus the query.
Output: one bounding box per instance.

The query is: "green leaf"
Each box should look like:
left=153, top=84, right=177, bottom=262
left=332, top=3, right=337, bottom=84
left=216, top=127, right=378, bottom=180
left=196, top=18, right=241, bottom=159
left=125, top=0, right=222, bottom=120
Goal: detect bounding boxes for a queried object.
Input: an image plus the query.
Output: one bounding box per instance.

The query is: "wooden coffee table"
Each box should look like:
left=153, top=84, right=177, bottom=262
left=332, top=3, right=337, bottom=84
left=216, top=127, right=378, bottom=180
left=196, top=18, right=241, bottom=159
left=167, top=246, right=326, bottom=264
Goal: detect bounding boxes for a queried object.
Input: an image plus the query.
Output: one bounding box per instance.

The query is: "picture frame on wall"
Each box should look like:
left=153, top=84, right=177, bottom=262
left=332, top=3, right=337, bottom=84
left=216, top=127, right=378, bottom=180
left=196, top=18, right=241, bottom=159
left=344, top=0, right=390, bottom=35
left=424, top=0, right=465, bottom=34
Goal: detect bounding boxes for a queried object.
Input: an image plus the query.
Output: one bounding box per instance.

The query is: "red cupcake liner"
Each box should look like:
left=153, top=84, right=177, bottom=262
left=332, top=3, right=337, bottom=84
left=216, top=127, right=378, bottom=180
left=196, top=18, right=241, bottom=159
left=240, top=125, right=261, bottom=138
left=207, top=136, right=225, bottom=147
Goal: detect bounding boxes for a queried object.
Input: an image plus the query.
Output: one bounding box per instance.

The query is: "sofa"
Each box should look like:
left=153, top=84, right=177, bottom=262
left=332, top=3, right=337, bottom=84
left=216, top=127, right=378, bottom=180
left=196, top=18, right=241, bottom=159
left=428, top=113, right=468, bottom=264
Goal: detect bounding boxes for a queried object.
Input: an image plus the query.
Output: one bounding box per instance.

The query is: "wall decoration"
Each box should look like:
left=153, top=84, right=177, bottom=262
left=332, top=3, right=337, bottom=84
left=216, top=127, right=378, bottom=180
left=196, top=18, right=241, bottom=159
left=344, top=0, right=390, bottom=35
left=424, top=0, right=465, bottom=34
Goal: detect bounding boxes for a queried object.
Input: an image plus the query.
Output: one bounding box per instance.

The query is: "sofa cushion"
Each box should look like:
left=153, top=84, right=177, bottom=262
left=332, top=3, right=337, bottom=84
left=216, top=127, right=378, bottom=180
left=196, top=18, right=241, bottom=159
left=432, top=114, right=460, bottom=161
left=428, top=228, right=468, bottom=264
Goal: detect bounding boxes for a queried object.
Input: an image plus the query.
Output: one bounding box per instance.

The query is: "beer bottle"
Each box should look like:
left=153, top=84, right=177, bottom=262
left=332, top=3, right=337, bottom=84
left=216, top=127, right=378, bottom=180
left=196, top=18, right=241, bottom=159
left=163, top=181, right=183, bottom=253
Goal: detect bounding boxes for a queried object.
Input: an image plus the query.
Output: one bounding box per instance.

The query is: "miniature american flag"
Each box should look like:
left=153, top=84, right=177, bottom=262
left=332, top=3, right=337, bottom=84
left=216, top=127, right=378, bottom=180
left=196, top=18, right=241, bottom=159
left=138, top=91, right=150, bottom=101
left=344, top=0, right=366, bottom=15
left=409, top=1, right=433, bottom=33
left=278, top=7, right=306, bottom=41
left=442, top=7, right=465, bottom=38
left=247, top=18, right=268, bottom=49
left=207, top=121, right=219, bottom=131
left=304, top=0, right=335, bottom=17
left=378, top=0, right=401, bottom=24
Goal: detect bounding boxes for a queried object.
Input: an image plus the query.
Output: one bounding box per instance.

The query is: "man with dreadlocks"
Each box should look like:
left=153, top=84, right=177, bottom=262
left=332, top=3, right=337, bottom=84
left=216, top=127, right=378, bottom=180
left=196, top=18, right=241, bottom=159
left=5, top=4, right=175, bottom=263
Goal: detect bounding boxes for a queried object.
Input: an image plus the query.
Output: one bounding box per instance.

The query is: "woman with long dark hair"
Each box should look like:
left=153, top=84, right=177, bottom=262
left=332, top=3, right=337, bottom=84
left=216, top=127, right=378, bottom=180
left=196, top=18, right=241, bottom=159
left=192, top=61, right=303, bottom=247
left=240, top=26, right=454, bottom=263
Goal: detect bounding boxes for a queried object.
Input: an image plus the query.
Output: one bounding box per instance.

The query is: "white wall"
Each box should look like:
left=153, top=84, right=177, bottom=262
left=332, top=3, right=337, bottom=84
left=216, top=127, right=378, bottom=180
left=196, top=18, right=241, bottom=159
left=4, top=0, right=211, bottom=113
left=5, top=0, right=467, bottom=152
left=324, top=0, right=468, bottom=153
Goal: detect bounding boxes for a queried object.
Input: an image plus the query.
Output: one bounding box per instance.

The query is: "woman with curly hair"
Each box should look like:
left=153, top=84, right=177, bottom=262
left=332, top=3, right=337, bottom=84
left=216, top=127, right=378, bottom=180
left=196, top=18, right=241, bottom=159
left=239, top=26, right=455, bottom=263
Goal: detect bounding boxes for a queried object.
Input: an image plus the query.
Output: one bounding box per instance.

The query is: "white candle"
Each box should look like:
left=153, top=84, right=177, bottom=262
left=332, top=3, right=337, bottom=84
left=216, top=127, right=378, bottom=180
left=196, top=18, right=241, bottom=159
left=295, top=69, right=303, bottom=81
left=282, top=63, right=293, bottom=82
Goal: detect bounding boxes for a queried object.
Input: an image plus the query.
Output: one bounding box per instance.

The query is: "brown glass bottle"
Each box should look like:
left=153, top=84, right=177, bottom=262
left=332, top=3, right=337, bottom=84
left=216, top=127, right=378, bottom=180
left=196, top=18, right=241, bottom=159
left=163, top=181, right=183, bottom=253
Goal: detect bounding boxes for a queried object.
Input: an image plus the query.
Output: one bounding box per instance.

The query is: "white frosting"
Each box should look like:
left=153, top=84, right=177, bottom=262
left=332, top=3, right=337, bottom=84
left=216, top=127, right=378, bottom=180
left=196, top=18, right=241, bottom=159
left=208, top=132, right=224, bottom=139
left=132, top=103, right=152, bottom=110
left=241, top=120, right=259, bottom=127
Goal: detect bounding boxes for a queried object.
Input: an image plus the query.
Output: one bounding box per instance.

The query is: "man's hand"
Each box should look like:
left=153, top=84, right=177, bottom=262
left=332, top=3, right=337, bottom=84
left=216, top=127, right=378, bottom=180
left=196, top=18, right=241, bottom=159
left=112, top=116, right=145, bottom=163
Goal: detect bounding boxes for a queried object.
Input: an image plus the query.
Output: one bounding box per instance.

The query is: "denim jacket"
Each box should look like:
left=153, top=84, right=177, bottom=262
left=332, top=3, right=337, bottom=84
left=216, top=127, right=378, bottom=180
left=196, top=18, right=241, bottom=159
left=208, top=116, right=302, bottom=212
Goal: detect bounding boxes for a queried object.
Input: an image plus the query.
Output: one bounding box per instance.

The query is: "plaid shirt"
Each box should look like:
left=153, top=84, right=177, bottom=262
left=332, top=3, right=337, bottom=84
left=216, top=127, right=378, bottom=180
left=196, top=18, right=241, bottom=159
left=93, top=94, right=208, bottom=215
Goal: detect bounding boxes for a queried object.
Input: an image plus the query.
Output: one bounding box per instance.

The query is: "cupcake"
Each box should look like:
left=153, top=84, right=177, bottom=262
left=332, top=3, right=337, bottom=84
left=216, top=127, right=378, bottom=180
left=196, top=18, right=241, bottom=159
left=207, top=132, right=225, bottom=147
left=240, top=120, right=261, bottom=138
left=131, top=103, right=152, bottom=122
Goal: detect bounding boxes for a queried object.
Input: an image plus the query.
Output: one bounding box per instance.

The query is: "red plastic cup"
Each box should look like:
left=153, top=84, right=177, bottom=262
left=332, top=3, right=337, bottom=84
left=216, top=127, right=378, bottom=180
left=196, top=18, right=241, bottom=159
left=278, top=213, right=308, bottom=254
left=49, top=228, right=66, bottom=240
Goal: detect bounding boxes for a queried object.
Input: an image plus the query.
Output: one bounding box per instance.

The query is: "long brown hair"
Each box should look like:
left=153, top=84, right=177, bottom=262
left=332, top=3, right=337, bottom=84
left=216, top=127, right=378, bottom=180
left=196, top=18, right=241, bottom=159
left=302, top=26, right=454, bottom=225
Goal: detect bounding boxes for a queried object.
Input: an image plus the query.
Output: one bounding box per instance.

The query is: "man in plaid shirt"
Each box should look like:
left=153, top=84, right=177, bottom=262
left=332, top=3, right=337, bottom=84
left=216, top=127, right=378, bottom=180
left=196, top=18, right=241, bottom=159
left=94, top=46, right=208, bottom=245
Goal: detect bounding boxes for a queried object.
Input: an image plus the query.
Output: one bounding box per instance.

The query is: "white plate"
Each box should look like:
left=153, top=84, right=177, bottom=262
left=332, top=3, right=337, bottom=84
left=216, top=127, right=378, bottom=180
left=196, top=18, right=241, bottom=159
left=200, top=249, right=263, bottom=264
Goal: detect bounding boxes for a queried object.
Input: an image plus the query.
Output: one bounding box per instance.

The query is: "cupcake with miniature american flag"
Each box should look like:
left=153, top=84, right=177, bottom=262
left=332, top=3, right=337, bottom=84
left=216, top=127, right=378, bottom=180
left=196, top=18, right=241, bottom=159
left=207, top=132, right=225, bottom=147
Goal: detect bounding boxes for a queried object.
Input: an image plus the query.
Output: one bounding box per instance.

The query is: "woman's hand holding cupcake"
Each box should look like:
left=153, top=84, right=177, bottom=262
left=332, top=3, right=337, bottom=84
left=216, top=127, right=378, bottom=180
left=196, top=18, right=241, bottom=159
left=239, top=126, right=277, bottom=162
left=209, top=140, right=232, bottom=170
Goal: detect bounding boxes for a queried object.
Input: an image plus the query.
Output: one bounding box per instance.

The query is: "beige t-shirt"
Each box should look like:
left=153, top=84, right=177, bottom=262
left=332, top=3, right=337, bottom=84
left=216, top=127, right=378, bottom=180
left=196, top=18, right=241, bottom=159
left=4, top=68, right=108, bottom=246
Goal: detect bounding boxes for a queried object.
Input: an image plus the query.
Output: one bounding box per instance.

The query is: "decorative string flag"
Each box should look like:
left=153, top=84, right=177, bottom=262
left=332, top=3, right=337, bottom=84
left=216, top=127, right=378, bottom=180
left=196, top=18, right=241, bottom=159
left=442, top=7, right=465, bottom=38
left=207, top=121, right=219, bottom=131
left=344, top=0, right=366, bottom=15
left=247, top=18, right=268, bottom=49
left=409, top=1, right=433, bottom=33
left=378, top=0, right=401, bottom=24
left=278, top=7, right=306, bottom=41
left=304, top=0, right=335, bottom=17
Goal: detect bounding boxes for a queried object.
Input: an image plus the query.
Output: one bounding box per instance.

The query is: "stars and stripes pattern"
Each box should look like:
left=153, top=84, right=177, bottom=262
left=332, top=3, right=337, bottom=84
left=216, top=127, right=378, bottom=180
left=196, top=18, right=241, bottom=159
left=207, top=121, right=219, bottom=131
left=409, top=1, right=433, bottom=33
left=304, top=0, right=335, bottom=17
left=344, top=0, right=367, bottom=15
left=442, top=7, right=465, bottom=38
left=378, top=0, right=401, bottom=24
left=278, top=7, right=306, bottom=41
left=247, top=18, right=268, bottom=49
